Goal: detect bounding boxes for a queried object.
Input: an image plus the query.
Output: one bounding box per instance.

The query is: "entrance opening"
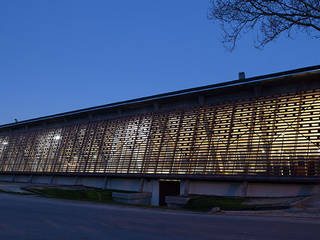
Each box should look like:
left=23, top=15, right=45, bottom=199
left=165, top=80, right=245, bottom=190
left=159, top=180, right=180, bottom=206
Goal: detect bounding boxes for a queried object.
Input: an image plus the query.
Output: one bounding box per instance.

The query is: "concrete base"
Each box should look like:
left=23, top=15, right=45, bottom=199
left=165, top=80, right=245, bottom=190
left=0, top=175, right=15, bottom=182
left=1, top=174, right=320, bottom=206
left=112, top=192, right=152, bottom=205
left=188, top=181, right=320, bottom=197
left=165, top=196, right=190, bottom=208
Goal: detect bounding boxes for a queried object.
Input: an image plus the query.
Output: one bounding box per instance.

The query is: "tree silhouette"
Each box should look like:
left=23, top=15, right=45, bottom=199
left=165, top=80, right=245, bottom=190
left=208, top=0, right=320, bottom=50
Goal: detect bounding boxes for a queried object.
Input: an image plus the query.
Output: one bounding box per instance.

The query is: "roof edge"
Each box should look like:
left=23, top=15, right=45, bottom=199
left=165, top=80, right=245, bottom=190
left=1, top=64, right=320, bottom=129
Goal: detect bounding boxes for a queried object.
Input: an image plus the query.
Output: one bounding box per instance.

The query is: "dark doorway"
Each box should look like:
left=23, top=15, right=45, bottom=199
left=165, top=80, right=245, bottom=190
left=159, top=180, right=180, bottom=206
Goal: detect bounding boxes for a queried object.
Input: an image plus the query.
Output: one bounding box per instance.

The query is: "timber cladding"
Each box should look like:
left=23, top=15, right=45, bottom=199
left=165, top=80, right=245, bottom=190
left=0, top=88, right=320, bottom=178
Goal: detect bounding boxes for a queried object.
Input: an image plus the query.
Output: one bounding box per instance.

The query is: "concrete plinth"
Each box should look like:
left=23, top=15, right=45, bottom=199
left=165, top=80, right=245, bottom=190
left=112, top=192, right=152, bottom=205
left=165, top=196, right=190, bottom=208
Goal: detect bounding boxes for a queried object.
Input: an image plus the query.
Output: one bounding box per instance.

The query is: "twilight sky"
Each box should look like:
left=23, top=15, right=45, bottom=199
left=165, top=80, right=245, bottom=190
left=0, top=0, right=319, bottom=125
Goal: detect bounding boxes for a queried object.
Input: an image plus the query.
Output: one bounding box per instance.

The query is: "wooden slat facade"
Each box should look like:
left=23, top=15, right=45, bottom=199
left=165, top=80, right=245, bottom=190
left=1, top=88, right=320, bottom=177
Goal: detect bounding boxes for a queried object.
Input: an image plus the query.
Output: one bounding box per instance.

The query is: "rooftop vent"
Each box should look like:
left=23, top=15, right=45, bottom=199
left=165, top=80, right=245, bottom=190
left=238, top=72, right=245, bottom=80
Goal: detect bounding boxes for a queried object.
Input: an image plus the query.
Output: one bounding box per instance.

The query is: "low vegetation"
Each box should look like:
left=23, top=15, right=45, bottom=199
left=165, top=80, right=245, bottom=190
left=25, top=186, right=135, bottom=204
left=184, top=195, right=289, bottom=211
left=185, top=195, right=246, bottom=211
left=20, top=186, right=289, bottom=212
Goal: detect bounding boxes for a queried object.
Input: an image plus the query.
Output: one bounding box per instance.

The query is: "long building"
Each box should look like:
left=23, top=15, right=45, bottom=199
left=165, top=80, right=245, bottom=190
left=1, top=65, right=320, bottom=205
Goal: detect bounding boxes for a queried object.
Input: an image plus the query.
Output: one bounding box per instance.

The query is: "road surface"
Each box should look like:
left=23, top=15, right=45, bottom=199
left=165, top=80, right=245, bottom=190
left=0, top=193, right=319, bottom=240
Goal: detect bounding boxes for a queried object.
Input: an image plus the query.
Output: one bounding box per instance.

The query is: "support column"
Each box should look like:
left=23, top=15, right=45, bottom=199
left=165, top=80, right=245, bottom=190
left=242, top=181, right=248, bottom=197
left=151, top=179, right=159, bottom=206
left=139, top=178, right=145, bottom=192
left=50, top=175, right=55, bottom=184
left=29, top=175, right=33, bottom=183
left=180, top=180, right=190, bottom=196
left=103, top=176, right=109, bottom=189
left=74, top=176, right=79, bottom=185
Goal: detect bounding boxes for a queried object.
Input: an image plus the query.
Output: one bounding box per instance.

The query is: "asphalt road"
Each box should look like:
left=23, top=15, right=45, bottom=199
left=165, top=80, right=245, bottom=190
left=0, top=193, right=319, bottom=240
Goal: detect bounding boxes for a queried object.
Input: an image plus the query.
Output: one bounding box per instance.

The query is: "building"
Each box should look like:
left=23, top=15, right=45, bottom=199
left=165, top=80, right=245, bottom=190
left=1, top=65, right=320, bottom=205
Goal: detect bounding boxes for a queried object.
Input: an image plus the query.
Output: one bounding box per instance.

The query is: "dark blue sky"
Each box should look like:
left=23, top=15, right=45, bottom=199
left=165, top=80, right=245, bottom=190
left=0, top=0, right=319, bottom=125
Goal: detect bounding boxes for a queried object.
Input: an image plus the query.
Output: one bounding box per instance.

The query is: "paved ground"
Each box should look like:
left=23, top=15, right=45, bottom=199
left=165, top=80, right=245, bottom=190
left=0, top=193, right=319, bottom=240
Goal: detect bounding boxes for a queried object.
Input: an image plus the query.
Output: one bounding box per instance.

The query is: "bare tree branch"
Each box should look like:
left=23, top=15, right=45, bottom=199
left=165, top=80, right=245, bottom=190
left=208, top=0, right=320, bottom=50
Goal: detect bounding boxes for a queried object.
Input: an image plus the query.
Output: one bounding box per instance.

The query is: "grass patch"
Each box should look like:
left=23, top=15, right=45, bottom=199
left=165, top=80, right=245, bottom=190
left=27, top=187, right=136, bottom=204
left=185, top=195, right=246, bottom=211
left=184, top=195, right=287, bottom=212
left=24, top=187, right=289, bottom=212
